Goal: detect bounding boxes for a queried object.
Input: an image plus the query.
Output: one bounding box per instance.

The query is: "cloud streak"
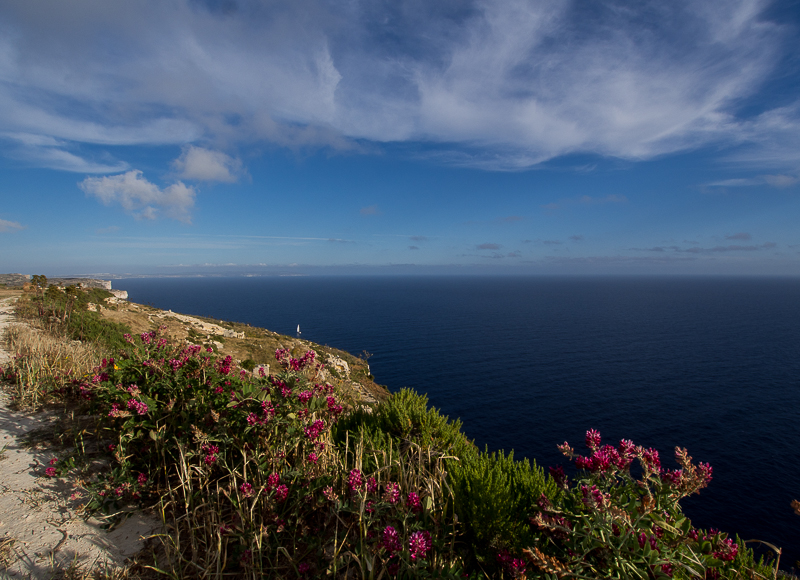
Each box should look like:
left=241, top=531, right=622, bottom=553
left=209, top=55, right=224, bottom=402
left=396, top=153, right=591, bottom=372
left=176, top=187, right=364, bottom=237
left=0, top=0, right=795, bottom=171
left=0, top=218, right=25, bottom=232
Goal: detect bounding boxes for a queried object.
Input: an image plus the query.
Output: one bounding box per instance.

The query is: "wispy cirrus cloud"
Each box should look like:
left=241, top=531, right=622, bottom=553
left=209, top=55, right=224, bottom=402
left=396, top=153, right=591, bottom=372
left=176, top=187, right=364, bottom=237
left=0, top=218, right=25, bottom=232
left=543, top=194, right=627, bottom=210
left=0, top=0, right=796, bottom=171
left=705, top=173, right=799, bottom=188
left=360, top=205, right=381, bottom=216
left=636, top=242, right=777, bottom=253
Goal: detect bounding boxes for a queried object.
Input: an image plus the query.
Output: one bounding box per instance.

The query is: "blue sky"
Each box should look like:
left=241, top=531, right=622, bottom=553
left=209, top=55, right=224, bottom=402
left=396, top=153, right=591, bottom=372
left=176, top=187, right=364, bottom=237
left=1, top=0, right=800, bottom=276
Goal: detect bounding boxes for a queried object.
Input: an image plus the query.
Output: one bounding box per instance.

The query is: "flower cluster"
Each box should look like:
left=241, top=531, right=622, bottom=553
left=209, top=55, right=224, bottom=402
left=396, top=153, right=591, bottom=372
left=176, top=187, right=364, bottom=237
left=201, top=443, right=219, bottom=464
left=348, top=469, right=363, bottom=493
left=408, top=530, right=432, bottom=560
left=126, top=398, right=148, bottom=415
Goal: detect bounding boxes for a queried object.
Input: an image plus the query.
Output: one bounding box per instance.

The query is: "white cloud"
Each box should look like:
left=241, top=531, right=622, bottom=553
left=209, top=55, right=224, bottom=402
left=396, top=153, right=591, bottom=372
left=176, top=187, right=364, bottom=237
left=0, top=0, right=796, bottom=170
left=360, top=205, right=381, bottom=215
left=172, top=146, right=242, bottom=182
left=706, top=173, right=799, bottom=188
left=79, top=170, right=196, bottom=222
left=1, top=132, right=129, bottom=173
left=0, top=218, right=25, bottom=232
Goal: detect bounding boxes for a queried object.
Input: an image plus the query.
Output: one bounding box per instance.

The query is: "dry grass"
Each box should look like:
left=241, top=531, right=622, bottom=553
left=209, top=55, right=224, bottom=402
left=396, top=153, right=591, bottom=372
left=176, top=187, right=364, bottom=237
left=2, top=322, right=102, bottom=409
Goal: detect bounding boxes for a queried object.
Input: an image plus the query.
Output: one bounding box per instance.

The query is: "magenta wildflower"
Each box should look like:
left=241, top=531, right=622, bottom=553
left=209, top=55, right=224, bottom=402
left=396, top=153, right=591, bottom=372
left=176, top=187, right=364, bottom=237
left=383, top=482, right=400, bottom=504
left=699, top=462, right=713, bottom=484
left=246, top=412, right=265, bottom=426
left=297, top=390, right=313, bottom=404
left=49, top=457, right=58, bottom=466
left=348, top=469, right=363, bottom=492
left=641, top=447, right=661, bottom=472
left=661, top=563, right=674, bottom=577
left=407, top=492, right=422, bottom=513
left=275, top=484, right=289, bottom=502
left=126, top=399, right=148, bottom=415
left=267, top=472, right=280, bottom=488
left=549, top=465, right=567, bottom=487
left=326, top=396, right=343, bottom=418
left=408, top=530, right=432, bottom=560
left=381, top=526, right=401, bottom=554
left=45, top=467, right=57, bottom=477
left=304, top=420, right=326, bottom=441
left=661, top=469, right=683, bottom=486
left=240, top=482, right=254, bottom=497
left=585, top=429, right=602, bottom=450
left=308, top=452, right=319, bottom=464
left=713, top=538, right=739, bottom=561
left=137, top=472, right=148, bottom=485
left=508, top=559, right=527, bottom=579
left=298, top=562, right=311, bottom=575
left=367, top=477, right=378, bottom=493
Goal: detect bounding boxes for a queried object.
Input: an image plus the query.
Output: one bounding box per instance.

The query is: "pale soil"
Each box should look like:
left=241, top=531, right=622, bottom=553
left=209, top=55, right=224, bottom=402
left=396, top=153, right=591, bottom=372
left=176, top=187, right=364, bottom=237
left=0, top=296, right=159, bottom=579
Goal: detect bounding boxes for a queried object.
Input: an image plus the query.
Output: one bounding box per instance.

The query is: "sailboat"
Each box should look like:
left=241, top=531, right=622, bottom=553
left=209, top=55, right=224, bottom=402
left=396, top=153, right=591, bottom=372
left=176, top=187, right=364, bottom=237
left=297, top=324, right=301, bottom=335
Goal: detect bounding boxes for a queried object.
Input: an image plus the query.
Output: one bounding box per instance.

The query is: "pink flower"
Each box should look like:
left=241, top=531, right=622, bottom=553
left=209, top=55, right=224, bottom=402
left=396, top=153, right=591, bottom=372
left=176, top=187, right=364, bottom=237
left=407, top=492, right=422, bottom=513
left=308, top=452, right=319, bottom=464
left=549, top=465, right=566, bottom=487
left=48, top=457, right=58, bottom=465
left=641, top=447, right=661, bottom=472
left=266, top=472, right=281, bottom=490
left=367, top=477, right=378, bottom=493
left=274, top=484, right=289, bottom=502
left=381, top=526, right=401, bottom=554
left=661, top=469, right=683, bottom=486
left=45, top=467, right=57, bottom=477
left=304, top=420, right=326, bottom=441
left=126, top=399, right=148, bottom=415
left=137, top=472, right=148, bottom=485
left=298, top=562, right=311, bottom=575
left=713, top=538, right=739, bottom=562
left=698, top=462, right=713, bottom=484
left=585, top=429, right=601, bottom=450
left=408, top=530, right=432, bottom=560
left=383, top=482, right=400, bottom=504
left=348, top=469, right=363, bottom=492
left=240, top=482, right=254, bottom=497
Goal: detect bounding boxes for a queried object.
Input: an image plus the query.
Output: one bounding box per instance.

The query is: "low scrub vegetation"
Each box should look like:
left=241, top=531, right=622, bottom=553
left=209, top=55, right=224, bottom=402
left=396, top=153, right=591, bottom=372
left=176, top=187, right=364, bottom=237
left=0, top=282, right=784, bottom=579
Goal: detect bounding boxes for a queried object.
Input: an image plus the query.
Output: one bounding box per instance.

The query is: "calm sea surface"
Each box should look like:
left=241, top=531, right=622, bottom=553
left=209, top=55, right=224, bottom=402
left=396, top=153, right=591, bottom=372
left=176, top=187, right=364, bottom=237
left=115, top=276, right=800, bottom=567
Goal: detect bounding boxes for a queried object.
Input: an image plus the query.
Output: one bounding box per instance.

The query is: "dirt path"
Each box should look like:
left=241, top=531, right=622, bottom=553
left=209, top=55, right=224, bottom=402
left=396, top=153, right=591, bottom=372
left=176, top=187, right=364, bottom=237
left=0, top=297, right=159, bottom=579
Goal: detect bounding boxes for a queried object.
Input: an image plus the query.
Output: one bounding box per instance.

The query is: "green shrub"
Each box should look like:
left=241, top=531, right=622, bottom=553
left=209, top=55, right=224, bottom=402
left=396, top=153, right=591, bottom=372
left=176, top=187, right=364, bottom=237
left=448, top=447, right=556, bottom=572
left=334, top=388, right=471, bottom=456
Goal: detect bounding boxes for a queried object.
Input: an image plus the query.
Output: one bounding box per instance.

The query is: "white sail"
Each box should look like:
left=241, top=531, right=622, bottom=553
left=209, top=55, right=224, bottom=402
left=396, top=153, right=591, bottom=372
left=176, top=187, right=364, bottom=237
left=297, top=324, right=301, bottom=334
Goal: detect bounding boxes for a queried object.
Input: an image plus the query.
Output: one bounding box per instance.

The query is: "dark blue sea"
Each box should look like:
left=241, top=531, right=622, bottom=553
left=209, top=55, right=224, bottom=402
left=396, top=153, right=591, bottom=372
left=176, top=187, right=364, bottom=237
left=115, top=276, right=800, bottom=568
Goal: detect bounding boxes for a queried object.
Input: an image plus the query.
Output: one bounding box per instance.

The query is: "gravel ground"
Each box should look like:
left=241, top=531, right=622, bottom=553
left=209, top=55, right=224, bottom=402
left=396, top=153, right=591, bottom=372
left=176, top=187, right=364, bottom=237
left=0, top=296, right=159, bottom=579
